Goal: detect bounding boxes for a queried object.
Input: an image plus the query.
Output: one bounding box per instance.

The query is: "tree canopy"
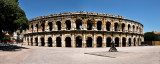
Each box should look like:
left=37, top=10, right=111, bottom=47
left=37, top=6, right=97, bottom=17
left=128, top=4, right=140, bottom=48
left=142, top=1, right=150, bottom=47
left=0, top=0, right=29, bottom=40
left=144, top=32, right=160, bottom=41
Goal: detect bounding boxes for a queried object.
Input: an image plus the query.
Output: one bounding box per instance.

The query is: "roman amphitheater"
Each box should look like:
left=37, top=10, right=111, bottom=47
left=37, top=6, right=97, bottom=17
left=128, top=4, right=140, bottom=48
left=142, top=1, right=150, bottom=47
left=23, top=11, right=144, bottom=48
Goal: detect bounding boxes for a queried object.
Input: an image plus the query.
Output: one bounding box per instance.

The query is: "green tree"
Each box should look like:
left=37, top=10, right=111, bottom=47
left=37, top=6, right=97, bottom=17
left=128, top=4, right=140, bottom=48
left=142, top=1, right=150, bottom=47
left=0, top=0, right=29, bottom=40
left=144, top=32, right=160, bottom=41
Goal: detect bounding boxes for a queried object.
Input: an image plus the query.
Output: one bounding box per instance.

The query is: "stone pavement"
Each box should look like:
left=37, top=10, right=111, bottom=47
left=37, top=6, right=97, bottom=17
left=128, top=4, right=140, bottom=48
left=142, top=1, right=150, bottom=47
left=0, top=44, right=160, bottom=64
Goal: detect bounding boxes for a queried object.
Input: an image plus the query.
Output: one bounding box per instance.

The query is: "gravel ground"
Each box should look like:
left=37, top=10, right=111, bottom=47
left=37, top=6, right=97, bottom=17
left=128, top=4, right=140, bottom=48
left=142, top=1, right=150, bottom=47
left=0, top=44, right=160, bottom=64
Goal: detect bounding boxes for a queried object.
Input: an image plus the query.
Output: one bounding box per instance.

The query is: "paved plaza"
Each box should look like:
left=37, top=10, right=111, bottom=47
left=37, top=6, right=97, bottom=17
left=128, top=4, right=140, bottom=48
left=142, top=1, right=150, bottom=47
left=0, top=44, right=160, bottom=64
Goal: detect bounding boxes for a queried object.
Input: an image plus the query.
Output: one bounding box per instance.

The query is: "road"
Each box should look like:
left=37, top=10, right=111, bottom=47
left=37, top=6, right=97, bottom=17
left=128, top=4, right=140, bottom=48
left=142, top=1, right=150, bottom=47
left=0, top=45, right=160, bottom=64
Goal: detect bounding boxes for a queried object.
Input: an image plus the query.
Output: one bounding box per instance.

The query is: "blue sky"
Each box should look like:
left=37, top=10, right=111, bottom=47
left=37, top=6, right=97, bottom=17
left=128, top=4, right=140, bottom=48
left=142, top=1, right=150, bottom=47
left=19, top=0, right=160, bottom=32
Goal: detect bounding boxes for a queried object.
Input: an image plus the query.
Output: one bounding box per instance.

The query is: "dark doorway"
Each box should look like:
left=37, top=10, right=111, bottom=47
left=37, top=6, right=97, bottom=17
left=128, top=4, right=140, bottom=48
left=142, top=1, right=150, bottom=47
left=122, top=37, right=126, bottom=47
left=106, top=37, right=111, bottom=47
left=76, top=36, right=82, bottom=47
left=97, top=37, right=102, bottom=47
left=97, top=21, right=102, bottom=30
left=31, top=25, right=33, bottom=32
left=65, top=20, right=71, bottom=30
left=36, top=24, right=38, bottom=32
left=65, top=37, right=71, bottom=47
left=56, top=21, right=61, bottom=30
left=128, top=24, right=130, bottom=32
left=31, top=38, right=33, bottom=46
left=106, top=22, right=111, bottom=31
left=27, top=38, right=29, bottom=45
left=87, top=20, right=92, bottom=30
left=114, top=23, right=118, bottom=31
left=133, top=25, right=135, bottom=32
left=86, top=37, right=92, bottom=47
left=41, top=23, right=45, bottom=31
left=48, top=22, right=53, bottom=31
left=35, top=37, right=38, bottom=46
left=122, top=23, right=125, bottom=32
left=48, top=37, right=52, bottom=47
left=56, top=37, right=61, bottom=47
left=76, top=20, right=82, bottom=30
left=128, top=38, right=131, bottom=46
left=134, top=38, right=136, bottom=46
left=41, top=37, right=45, bottom=46
left=115, top=37, right=119, bottom=47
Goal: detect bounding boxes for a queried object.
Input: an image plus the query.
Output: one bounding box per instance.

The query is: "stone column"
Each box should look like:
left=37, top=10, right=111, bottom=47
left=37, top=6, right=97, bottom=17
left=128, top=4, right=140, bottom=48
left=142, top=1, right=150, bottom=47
left=102, top=21, right=106, bottom=31
left=120, top=36, right=122, bottom=47
left=111, top=21, right=114, bottom=31
left=38, top=36, right=41, bottom=46
left=102, top=35, right=106, bottom=48
left=93, top=22, right=97, bottom=30
left=72, top=34, right=75, bottom=48
left=93, top=34, right=96, bottom=48
left=82, top=34, right=86, bottom=48
left=82, top=19, right=87, bottom=30
left=62, top=34, right=65, bottom=47
left=52, top=35, right=55, bottom=47
left=131, top=38, right=134, bottom=46
left=45, top=35, right=48, bottom=47
left=61, top=22, right=66, bottom=30
left=33, top=36, right=35, bottom=46
left=126, top=37, right=129, bottom=47
left=71, top=20, right=76, bottom=30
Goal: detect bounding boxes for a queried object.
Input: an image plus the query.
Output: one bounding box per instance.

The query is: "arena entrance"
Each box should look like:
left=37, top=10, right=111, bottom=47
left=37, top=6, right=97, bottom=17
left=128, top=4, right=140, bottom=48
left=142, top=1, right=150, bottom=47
left=48, top=37, right=52, bottom=47
left=56, top=21, right=61, bottom=30
left=48, top=22, right=53, bottom=31
left=56, top=37, right=61, bottom=47
left=76, top=20, right=82, bottom=30
left=41, top=37, right=45, bottom=46
left=128, top=38, right=131, bottom=46
left=115, top=37, right=119, bottom=47
left=97, top=21, right=102, bottom=30
left=122, top=37, right=126, bottom=47
left=76, top=36, right=82, bottom=47
left=86, top=37, right=92, bottom=47
left=97, top=37, right=102, bottom=47
left=65, top=37, right=71, bottom=47
left=65, top=20, right=71, bottom=30
left=31, top=38, right=33, bottom=46
left=87, top=20, right=92, bottom=30
left=35, top=37, right=38, bottom=46
left=106, top=22, right=111, bottom=31
left=41, top=23, right=45, bottom=31
left=106, top=37, right=111, bottom=47
left=134, top=38, right=136, bottom=46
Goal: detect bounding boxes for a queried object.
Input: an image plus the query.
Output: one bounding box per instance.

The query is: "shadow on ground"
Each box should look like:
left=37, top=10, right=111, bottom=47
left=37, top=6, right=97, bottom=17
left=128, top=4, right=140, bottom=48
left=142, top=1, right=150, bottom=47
left=0, top=44, right=29, bottom=51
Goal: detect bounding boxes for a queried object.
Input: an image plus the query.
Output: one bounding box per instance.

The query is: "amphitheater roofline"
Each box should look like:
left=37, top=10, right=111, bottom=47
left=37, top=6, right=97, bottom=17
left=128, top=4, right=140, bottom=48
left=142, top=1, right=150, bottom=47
left=29, top=11, right=143, bottom=26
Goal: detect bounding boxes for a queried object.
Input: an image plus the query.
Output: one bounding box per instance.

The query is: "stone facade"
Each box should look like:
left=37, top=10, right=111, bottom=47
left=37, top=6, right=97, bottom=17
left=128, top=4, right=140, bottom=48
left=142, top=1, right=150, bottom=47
left=23, top=11, right=144, bottom=48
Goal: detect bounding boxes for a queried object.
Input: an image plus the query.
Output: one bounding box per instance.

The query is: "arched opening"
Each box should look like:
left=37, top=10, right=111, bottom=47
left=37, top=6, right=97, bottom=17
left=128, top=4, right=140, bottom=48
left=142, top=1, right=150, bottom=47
left=65, top=20, right=71, bottom=30
left=87, top=20, right=92, bottom=30
left=36, top=24, right=38, bottom=32
left=97, top=21, right=102, bottom=30
left=35, top=37, right=38, bottom=46
left=137, top=27, right=138, bottom=32
left=106, top=37, right=111, bottom=47
left=122, top=37, right=126, bottom=47
left=56, top=21, right=61, bottom=30
left=86, top=37, right=92, bottom=47
left=134, top=38, right=136, bottom=46
left=41, top=23, right=45, bottom=31
left=27, top=38, right=29, bottom=45
left=41, top=37, right=45, bottom=46
left=65, top=37, right=71, bottom=47
left=31, top=38, right=33, bottom=46
left=115, top=37, right=119, bottom=47
left=128, top=24, right=130, bottom=32
left=128, top=38, right=131, bottom=46
left=133, top=25, right=135, bottom=32
left=114, top=23, right=118, bottom=31
left=97, top=37, right=102, bottom=47
left=76, top=20, right=82, bottom=30
left=48, top=22, right=53, bottom=31
left=56, top=37, right=61, bottom=47
left=106, top=22, right=111, bottom=31
left=48, top=37, right=52, bottom=47
left=138, top=38, right=140, bottom=46
left=122, top=23, right=125, bottom=32
left=76, top=36, right=82, bottom=47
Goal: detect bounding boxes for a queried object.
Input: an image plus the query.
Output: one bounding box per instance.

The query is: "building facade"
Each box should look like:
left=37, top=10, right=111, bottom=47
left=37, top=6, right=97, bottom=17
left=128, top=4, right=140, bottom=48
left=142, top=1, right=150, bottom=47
left=23, top=11, right=144, bottom=48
